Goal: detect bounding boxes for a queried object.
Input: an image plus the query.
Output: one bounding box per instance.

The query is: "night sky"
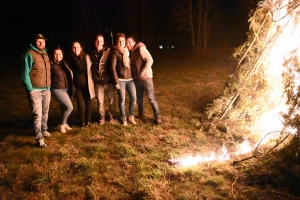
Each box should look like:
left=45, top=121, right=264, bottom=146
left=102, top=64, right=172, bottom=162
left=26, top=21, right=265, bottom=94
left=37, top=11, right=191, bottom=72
left=0, top=0, right=250, bottom=60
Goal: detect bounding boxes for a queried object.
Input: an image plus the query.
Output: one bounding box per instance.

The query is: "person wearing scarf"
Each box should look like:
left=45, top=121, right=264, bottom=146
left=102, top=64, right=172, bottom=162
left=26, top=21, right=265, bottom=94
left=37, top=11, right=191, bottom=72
left=68, top=41, right=95, bottom=128
left=111, top=33, right=137, bottom=126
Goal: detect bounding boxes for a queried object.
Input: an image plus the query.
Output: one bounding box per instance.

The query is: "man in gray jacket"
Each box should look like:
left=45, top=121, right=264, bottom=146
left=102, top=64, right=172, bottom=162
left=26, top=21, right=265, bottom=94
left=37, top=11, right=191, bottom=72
left=126, top=36, right=162, bottom=125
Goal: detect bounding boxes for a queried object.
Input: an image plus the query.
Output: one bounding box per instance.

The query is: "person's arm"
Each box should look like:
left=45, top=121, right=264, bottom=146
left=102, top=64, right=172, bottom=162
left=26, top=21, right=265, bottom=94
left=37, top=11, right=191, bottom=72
left=110, top=52, right=120, bottom=89
left=139, top=47, right=153, bottom=76
left=20, top=52, right=34, bottom=93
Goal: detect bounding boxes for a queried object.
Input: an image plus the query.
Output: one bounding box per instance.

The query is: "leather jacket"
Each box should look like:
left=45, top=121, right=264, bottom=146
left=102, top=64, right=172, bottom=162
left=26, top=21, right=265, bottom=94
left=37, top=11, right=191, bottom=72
left=110, top=48, right=133, bottom=85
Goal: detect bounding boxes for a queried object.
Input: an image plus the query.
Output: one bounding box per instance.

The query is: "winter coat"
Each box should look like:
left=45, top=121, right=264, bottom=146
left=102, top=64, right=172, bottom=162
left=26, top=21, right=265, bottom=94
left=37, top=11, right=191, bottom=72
left=90, top=46, right=111, bottom=84
left=110, top=48, right=133, bottom=85
left=130, top=42, right=153, bottom=82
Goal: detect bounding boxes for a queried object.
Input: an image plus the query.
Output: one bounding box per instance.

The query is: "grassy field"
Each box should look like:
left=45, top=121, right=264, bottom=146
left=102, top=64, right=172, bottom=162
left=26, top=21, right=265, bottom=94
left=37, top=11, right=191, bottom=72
left=1, top=49, right=292, bottom=199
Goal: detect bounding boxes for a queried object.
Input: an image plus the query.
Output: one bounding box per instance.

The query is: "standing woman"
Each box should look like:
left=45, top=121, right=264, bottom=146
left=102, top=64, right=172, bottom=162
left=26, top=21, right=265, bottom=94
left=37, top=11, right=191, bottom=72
left=111, top=33, right=137, bottom=126
left=68, top=41, right=95, bottom=128
left=51, top=46, right=74, bottom=133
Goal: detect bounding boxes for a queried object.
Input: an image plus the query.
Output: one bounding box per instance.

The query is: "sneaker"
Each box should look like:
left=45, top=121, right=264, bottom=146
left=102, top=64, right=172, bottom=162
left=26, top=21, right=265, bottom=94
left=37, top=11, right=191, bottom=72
left=122, top=117, right=128, bottom=126
left=128, top=116, right=137, bottom=125
left=99, top=117, right=105, bottom=126
left=155, top=116, right=162, bottom=125
left=64, top=124, right=72, bottom=131
left=42, top=131, right=52, bottom=137
left=57, top=124, right=67, bottom=133
left=37, top=138, right=48, bottom=148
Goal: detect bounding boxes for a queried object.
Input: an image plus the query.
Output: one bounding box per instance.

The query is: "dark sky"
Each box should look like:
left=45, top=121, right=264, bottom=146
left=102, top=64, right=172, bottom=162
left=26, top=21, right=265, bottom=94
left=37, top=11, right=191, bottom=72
left=0, top=0, right=249, bottom=60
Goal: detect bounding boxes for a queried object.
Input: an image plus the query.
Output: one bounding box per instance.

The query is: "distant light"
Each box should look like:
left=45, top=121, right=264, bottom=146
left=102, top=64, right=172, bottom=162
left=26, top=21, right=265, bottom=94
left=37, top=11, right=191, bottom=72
left=172, top=46, right=175, bottom=49
left=159, top=45, right=163, bottom=49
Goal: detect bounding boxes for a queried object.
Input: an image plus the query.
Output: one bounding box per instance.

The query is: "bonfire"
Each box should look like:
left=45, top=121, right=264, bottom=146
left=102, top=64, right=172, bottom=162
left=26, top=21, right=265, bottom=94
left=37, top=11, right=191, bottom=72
left=170, top=0, right=300, bottom=167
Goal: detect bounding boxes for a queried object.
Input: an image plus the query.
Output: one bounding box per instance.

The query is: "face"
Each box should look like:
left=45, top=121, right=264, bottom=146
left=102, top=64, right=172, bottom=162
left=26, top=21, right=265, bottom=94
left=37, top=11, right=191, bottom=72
left=53, top=49, right=63, bottom=62
left=95, top=36, right=104, bottom=51
left=126, top=38, right=135, bottom=51
left=72, top=42, right=82, bottom=56
left=35, top=39, right=46, bottom=51
left=116, top=36, right=126, bottom=49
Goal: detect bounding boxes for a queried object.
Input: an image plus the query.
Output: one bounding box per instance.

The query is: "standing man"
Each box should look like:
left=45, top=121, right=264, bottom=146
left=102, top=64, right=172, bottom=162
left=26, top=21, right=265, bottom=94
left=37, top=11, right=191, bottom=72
left=21, top=34, right=51, bottom=148
left=126, top=36, right=162, bottom=125
left=90, top=34, right=116, bottom=125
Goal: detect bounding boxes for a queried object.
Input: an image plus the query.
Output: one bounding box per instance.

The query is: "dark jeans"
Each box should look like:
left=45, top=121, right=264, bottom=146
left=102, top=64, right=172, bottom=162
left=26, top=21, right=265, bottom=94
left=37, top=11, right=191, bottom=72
left=75, top=85, right=92, bottom=124
left=135, top=78, right=161, bottom=118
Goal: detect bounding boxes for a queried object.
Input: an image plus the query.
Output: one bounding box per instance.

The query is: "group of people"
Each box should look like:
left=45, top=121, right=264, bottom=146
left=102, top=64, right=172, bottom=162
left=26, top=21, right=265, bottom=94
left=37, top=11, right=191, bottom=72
left=20, top=33, right=162, bottom=148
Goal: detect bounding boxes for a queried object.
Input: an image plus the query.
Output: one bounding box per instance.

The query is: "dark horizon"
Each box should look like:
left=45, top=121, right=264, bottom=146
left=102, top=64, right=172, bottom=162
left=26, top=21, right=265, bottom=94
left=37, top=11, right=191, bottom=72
left=0, top=0, right=250, bottom=60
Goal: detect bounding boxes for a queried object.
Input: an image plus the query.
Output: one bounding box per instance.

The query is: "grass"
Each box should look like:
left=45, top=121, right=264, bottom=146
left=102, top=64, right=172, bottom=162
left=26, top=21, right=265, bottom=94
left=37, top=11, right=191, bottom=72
left=2, top=48, right=298, bottom=199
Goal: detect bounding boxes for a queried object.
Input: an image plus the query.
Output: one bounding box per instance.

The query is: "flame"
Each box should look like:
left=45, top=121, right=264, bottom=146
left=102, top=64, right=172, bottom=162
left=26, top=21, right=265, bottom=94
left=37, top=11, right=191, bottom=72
left=169, top=0, right=299, bottom=168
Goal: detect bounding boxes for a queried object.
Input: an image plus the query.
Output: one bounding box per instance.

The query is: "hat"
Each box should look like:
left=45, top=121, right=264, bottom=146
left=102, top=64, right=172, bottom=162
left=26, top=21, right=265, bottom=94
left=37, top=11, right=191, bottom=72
left=34, top=34, right=47, bottom=41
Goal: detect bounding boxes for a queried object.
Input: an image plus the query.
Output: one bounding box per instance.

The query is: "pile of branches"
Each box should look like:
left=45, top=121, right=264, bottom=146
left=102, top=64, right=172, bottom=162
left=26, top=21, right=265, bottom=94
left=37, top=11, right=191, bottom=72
left=202, top=0, right=300, bottom=161
left=205, top=0, right=300, bottom=134
left=205, top=2, right=275, bottom=122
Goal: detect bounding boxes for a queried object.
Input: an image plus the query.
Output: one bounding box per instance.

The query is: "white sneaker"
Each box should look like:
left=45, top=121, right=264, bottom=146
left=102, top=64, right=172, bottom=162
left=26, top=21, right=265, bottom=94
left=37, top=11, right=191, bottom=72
left=42, top=131, right=52, bottom=137
left=128, top=116, right=137, bottom=125
left=64, top=124, right=72, bottom=131
left=122, top=117, right=128, bottom=126
left=57, top=124, right=67, bottom=133
left=37, top=138, right=48, bottom=148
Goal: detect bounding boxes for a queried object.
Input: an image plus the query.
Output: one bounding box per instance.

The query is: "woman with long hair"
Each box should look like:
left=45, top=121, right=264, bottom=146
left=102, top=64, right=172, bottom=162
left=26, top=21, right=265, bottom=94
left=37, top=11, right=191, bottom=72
left=68, top=41, right=95, bottom=128
left=51, top=46, right=74, bottom=133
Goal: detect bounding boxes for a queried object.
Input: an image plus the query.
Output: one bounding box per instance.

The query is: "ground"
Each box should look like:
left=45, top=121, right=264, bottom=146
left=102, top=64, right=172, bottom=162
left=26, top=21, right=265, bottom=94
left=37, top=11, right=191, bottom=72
left=1, top=49, right=299, bottom=199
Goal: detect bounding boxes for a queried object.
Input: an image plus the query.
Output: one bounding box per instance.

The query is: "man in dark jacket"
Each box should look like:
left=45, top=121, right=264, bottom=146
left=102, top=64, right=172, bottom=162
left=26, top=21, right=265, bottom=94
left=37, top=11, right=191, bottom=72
left=90, top=34, right=116, bottom=125
left=126, top=36, right=162, bottom=125
left=20, top=34, right=51, bottom=148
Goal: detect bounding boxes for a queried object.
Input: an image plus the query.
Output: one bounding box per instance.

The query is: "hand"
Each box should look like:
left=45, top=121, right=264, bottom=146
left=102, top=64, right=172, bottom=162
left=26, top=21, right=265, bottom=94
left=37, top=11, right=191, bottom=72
left=115, top=84, right=120, bottom=90
left=30, top=91, right=35, bottom=94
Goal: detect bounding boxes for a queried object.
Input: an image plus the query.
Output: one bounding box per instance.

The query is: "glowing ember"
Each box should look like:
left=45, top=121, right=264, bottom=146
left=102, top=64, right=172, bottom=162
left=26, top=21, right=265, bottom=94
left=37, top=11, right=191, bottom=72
left=169, top=140, right=254, bottom=167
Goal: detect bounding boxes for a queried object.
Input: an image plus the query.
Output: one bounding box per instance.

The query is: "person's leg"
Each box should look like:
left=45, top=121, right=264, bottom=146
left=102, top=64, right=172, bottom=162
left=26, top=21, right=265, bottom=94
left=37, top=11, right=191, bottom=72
left=126, top=80, right=137, bottom=116
left=106, top=83, right=116, bottom=120
left=143, top=78, right=161, bottom=118
left=135, top=81, right=145, bottom=116
left=83, top=86, right=92, bottom=124
left=95, top=83, right=105, bottom=123
left=95, top=83, right=105, bottom=118
left=26, top=90, right=43, bottom=140
left=117, top=81, right=127, bottom=118
left=75, top=87, right=86, bottom=126
left=41, top=90, right=51, bottom=133
left=51, top=88, right=73, bottom=125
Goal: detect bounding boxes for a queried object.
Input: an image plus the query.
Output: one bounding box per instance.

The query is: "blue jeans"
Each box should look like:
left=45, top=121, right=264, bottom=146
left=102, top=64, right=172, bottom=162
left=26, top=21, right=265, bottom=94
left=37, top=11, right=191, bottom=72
left=117, top=80, right=136, bottom=117
left=51, top=88, right=73, bottom=124
left=135, top=78, right=161, bottom=118
left=26, top=90, right=51, bottom=140
left=95, top=82, right=116, bottom=119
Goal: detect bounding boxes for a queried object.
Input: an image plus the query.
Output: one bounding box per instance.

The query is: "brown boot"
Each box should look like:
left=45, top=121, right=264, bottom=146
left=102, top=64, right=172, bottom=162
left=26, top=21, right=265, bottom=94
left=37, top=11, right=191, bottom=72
left=155, top=116, right=162, bottom=125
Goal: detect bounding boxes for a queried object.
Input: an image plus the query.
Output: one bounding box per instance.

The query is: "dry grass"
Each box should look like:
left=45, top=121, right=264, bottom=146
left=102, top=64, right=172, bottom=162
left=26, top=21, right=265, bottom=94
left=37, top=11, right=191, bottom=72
left=2, top=49, right=299, bottom=199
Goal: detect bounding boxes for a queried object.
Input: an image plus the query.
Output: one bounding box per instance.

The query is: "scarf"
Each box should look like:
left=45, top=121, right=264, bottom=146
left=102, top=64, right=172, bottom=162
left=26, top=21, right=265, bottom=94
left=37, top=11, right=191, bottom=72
left=70, top=52, right=87, bottom=73
left=117, top=47, right=130, bottom=68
